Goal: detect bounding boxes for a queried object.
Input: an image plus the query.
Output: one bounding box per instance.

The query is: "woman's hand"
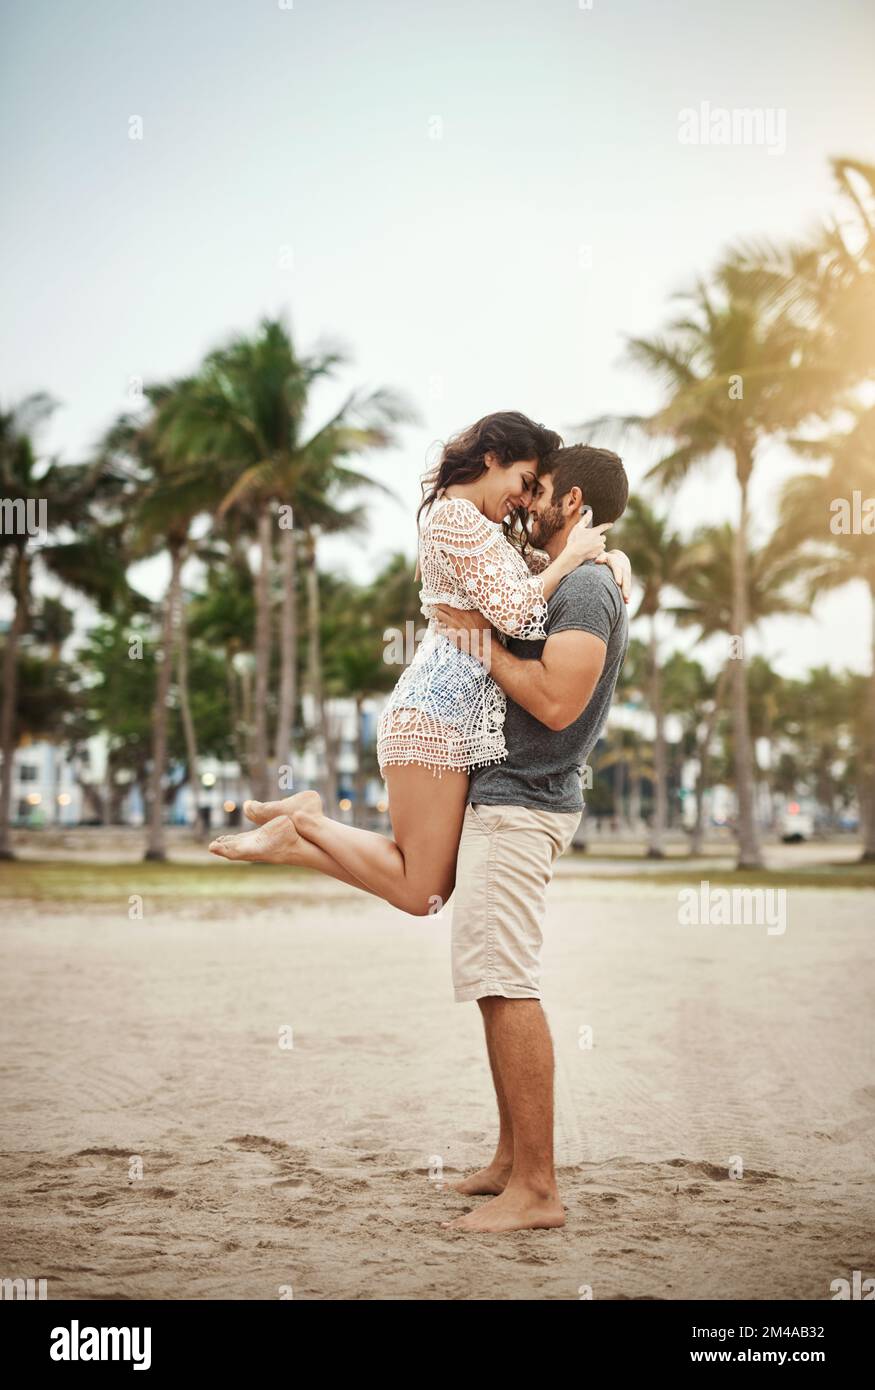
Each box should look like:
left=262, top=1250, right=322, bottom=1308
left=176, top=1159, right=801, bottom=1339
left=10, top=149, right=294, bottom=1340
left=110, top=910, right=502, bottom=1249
left=595, top=548, right=633, bottom=604
left=564, top=513, right=612, bottom=565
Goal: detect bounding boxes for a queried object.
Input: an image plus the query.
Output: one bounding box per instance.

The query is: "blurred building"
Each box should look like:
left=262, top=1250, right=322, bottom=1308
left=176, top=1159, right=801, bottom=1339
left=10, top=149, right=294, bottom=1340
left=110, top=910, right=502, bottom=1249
left=5, top=736, right=82, bottom=827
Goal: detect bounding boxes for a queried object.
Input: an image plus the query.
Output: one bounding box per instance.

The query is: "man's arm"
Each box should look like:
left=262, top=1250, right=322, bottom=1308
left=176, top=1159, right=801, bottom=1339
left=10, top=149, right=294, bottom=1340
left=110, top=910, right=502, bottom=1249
left=486, top=628, right=607, bottom=731
left=434, top=605, right=607, bottom=731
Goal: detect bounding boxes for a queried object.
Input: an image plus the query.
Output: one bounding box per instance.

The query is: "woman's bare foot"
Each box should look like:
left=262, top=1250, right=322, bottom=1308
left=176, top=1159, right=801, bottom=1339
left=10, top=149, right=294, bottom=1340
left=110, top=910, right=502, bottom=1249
left=243, top=790, right=322, bottom=824
left=441, top=1184, right=565, bottom=1233
left=209, top=814, right=301, bottom=863
left=452, top=1162, right=513, bottom=1196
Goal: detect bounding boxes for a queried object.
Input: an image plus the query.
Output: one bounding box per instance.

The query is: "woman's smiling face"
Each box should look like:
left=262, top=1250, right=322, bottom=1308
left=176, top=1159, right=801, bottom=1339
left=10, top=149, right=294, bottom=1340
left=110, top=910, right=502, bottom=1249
left=483, top=454, right=540, bottom=523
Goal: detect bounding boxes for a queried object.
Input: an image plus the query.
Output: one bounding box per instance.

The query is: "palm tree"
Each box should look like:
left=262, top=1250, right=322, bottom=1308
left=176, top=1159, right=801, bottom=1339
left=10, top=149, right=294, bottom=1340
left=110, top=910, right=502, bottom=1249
left=779, top=404, right=875, bottom=857
left=263, top=416, right=403, bottom=811
left=0, top=394, right=129, bottom=856
left=584, top=257, right=829, bottom=866
left=660, top=652, right=720, bottom=853
left=148, top=324, right=312, bottom=800
left=321, top=578, right=380, bottom=824
left=595, top=729, right=655, bottom=833
left=153, top=316, right=408, bottom=803
left=598, top=637, right=648, bottom=829
left=612, top=496, right=685, bottom=856
left=669, top=522, right=807, bottom=853
left=731, top=156, right=875, bottom=852
left=774, top=667, right=854, bottom=831
left=186, top=542, right=256, bottom=778
left=370, top=550, right=426, bottom=633
left=174, top=579, right=200, bottom=827
left=98, top=408, right=218, bottom=859
left=732, top=158, right=875, bottom=405
left=745, top=657, right=794, bottom=832
left=137, top=474, right=213, bottom=859
left=31, top=595, right=74, bottom=659
left=290, top=442, right=411, bottom=812
left=322, top=554, right=420, bottom=825
left=72, top=605, right=234, bottom=828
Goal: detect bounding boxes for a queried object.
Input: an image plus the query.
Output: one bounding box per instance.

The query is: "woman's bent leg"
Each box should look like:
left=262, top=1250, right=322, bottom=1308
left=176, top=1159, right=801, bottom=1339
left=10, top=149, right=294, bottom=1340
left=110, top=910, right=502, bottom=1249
left=209, top=815, right=380, bottom=895
left=292, top=765, right=468, bottom=916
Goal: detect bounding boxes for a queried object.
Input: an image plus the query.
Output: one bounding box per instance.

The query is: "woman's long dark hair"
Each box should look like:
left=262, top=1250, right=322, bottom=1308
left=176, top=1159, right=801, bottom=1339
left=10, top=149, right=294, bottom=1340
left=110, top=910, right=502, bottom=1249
left=417, top=411, right=563, bottom=556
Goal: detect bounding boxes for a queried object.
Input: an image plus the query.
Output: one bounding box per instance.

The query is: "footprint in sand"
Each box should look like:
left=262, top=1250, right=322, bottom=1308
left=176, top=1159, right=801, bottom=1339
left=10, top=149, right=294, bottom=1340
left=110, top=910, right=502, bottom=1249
left=820, top=1086, right=875, bottom=1145
left=271, top=1177, right=313, bottom=1198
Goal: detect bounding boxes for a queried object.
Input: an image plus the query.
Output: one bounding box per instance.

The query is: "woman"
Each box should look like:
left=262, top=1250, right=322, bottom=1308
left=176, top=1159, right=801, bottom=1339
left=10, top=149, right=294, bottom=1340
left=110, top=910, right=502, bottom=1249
left=209, top=411, right=628, bottom=913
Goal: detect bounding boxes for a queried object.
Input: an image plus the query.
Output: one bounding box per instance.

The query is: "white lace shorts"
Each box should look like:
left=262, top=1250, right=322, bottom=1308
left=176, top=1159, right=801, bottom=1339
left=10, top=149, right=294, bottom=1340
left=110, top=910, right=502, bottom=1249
left=376, top=632, right=507, bottom=776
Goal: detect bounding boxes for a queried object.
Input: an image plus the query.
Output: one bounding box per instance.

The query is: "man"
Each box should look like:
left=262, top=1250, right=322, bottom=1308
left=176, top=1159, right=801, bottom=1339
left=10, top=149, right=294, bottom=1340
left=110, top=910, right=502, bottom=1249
left=209, top=442, right=629, bottom=1236
left=433, top=443, right=630, bottom=1234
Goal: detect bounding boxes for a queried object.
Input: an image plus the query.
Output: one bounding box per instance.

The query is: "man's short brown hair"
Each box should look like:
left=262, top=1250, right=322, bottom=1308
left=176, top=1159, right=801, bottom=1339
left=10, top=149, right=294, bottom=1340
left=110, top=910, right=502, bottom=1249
left=538, top=444, right=629, bottom=526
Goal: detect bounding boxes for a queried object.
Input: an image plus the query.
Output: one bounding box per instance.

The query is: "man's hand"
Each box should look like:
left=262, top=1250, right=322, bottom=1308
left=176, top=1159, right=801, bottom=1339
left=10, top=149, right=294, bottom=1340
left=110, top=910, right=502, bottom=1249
left=435, top=604, right=492, bottom=634
left=435, top=605, right=493, bottom=665
left=437, top=603, right=608, bottom=731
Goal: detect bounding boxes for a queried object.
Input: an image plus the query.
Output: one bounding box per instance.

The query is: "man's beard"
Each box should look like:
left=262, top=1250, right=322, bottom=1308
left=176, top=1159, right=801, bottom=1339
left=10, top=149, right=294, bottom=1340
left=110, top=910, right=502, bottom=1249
left=528, top=503, right=565, bottom=549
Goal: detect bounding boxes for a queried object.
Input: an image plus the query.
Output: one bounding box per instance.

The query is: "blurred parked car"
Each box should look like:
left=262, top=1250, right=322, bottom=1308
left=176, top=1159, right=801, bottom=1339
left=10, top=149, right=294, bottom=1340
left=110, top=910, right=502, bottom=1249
left=780, top=805, right=814, bottom=843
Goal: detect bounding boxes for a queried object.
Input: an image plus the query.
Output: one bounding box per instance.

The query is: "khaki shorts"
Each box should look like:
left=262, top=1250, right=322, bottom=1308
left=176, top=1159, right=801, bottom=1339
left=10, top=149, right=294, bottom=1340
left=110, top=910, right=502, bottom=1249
left=451, top=802, right=582, bottom=1003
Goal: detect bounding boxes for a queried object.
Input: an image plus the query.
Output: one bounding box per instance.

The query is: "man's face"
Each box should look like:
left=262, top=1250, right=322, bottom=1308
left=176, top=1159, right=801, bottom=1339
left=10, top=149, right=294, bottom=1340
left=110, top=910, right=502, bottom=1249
left=525, top=473, right=567, bottom=548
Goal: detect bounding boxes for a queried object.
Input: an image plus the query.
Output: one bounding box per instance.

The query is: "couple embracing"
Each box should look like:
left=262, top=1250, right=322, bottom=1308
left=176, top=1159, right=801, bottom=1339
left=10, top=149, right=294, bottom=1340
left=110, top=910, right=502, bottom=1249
left=211, top=410, right=630, bottom=1233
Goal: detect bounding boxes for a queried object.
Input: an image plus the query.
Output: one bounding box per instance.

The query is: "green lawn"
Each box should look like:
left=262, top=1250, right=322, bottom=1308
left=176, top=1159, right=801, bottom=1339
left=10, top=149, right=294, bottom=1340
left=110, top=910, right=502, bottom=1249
left=564, top=859, right=875, bottom=890
left=0, top=859, right=316, bottom=903
left=0, top=856, right=873, bottom=903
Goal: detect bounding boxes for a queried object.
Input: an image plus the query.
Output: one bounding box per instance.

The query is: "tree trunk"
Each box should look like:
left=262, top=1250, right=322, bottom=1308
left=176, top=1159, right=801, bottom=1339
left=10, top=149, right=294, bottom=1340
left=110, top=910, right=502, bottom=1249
left=629, top=774, right=642, bottom=832
left=731, top=466, right=763, bottom=869
left=612, top=757, right=626, bottom=829
left=323, top=714, right=340, bottom=814
left=0, top=564, right=27, bottom=859
left=144, top=545, right=184, bottom=861
left=240, top=661, right=255, bottom=777
left=647, top=615, right=667, bottom=858
left=225, top=641, right=247, bottom=776
left=135, top=775, right=150, bottom=826
left=354, top=695, right=367, bottom=827
left=102, top=753, right=112, bottom=825
left=304, top=530, right=338, bottom=813
left=107, top=776, right=125, bottom=826
left=76, top=774, right=106, bottom=825
left=861, top=581, right=875, bottom=861
left=690, top=663, right=730, bottom=856
left=251, top=504, right=274, bottom=801
left=175, top=591, right=199, bottom=829
left=274, top=524, right=298, bottom=777
left=762, top=757, right=777, bottom=833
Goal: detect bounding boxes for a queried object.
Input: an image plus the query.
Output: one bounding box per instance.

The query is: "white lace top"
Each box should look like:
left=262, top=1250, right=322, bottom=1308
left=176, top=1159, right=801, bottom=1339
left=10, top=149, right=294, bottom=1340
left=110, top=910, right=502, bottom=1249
left=377, top=495, right=550, bottom=776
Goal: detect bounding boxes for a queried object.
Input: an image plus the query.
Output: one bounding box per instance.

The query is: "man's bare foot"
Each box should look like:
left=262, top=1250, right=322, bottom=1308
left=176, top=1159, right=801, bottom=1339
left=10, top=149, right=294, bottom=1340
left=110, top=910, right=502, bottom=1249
left=243, top=790, right=322, bottom=824
left=452, top=1162, right=512, bottom=1196
left=441, top=1185, right=565, bottom=1233
left=209, top=814, right=301, bottom=863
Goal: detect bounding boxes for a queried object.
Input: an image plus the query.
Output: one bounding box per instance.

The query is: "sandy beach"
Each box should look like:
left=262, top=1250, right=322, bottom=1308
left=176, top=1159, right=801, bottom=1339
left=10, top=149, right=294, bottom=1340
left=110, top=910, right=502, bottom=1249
left=1, top=856, right=873, bottom=1301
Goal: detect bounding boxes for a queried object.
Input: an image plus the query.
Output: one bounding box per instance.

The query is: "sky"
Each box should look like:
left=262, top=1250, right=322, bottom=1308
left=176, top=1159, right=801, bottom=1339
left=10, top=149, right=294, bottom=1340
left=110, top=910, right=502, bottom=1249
left=2, top=0, right=874, bottom=679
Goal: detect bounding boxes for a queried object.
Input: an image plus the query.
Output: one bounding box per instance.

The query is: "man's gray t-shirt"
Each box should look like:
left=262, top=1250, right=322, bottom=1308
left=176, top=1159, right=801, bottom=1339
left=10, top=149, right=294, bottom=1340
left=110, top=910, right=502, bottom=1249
left=468, top=563, right=629, bottom=813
